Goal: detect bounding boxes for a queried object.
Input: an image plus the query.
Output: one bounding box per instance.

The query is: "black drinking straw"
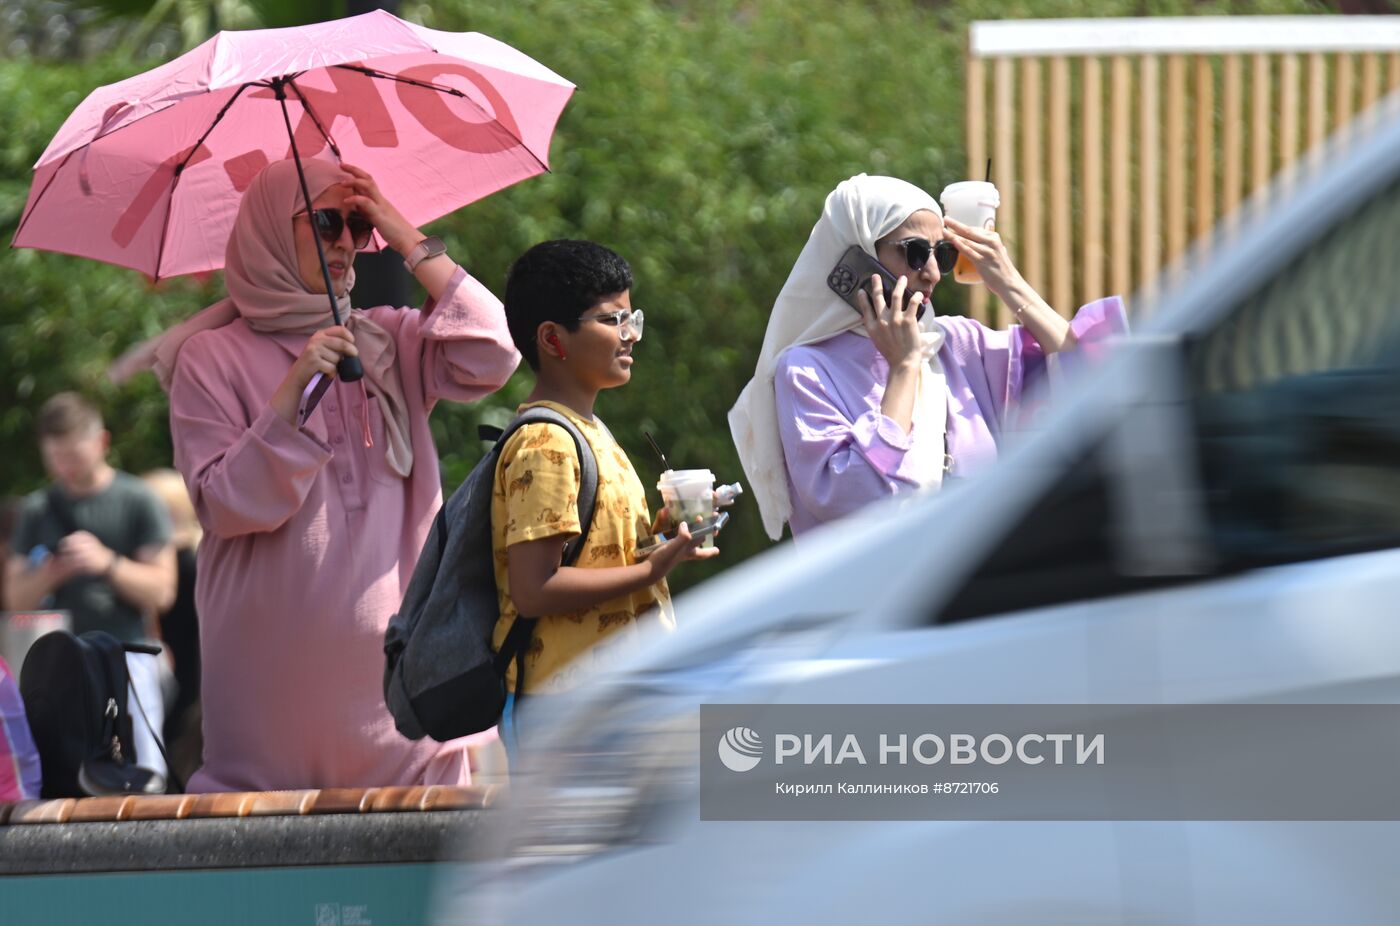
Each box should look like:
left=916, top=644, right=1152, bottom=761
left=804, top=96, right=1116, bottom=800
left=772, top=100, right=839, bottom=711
left=644, top=431, right=672, bottom=472
left=985, top=158, right=993, bottom=183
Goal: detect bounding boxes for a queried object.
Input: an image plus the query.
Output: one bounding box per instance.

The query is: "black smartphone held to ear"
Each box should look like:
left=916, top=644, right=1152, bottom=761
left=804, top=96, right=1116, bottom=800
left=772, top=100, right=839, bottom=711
left=826, top=246, right=924, bottom=320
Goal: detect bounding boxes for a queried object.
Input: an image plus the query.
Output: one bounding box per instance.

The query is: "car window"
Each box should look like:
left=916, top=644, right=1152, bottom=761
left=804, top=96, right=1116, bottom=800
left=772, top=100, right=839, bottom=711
left=1190, top=174, right=1400, bottom=567
left=938, top=172, right=1400, bottom=625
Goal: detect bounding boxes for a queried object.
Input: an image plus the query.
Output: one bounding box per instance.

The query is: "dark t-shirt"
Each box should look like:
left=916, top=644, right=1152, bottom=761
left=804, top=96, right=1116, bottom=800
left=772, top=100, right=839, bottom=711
left=11, top=472, right=173, bottom=642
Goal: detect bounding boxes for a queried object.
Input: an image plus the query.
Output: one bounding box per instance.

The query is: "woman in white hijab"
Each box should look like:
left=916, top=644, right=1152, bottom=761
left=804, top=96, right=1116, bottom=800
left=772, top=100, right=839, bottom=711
left=728, top=174, right=1126, bottom=540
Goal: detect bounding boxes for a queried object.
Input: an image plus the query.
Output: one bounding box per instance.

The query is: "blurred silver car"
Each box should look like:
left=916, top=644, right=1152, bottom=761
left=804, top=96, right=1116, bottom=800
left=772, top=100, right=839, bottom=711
left=442, top=91, right=1400, bottom=924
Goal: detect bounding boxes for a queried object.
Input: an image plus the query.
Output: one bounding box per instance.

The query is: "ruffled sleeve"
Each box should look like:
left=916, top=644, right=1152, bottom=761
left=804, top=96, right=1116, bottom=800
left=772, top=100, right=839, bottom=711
left=940, top=296, right=1129, bottom=432
left=1014, top=296, right=1129, bottom=401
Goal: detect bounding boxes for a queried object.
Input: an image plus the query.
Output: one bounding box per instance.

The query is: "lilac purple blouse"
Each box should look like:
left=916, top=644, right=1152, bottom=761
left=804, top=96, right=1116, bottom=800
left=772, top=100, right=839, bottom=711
left=774, top=297, right=1127, bottom=537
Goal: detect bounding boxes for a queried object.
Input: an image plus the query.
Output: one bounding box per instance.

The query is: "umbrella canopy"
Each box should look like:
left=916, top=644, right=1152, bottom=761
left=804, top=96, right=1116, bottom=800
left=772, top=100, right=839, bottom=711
left=11, top=10, right=575, bottom=280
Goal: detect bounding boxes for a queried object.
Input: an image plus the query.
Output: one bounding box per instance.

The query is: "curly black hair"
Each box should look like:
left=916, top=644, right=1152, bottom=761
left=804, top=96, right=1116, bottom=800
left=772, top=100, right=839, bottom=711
left=503, top=240, right=633, bottom=370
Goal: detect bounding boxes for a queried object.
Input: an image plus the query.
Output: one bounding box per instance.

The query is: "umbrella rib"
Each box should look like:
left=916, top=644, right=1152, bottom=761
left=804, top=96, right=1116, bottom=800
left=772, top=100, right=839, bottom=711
left=330, top=64, right=550, bottom=179
left=41, top=79, right=264, bottom=168
left=332, top=63, right=466, bottom=98
left=176, top=82, right=259, bottom=178
left=18, top=82, right=258, bottom=259
left=12, top=148, right=78, bottom=246
left=284, top=76, right=341, bottom=160
left=152, top=81, right=261, bottom=280
left=151, top=190, right=179, bottom=282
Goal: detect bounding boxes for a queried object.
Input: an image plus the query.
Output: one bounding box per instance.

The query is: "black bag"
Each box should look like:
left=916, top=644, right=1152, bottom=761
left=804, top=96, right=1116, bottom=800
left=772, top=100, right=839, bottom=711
left=19, top=630, right=168, bottom=797
left=383, top=407, right=599, bottom=742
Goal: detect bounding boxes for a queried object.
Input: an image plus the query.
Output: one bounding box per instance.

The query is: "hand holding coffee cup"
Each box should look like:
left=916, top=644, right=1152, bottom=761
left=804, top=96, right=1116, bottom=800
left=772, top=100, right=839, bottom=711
left=941, top=181, right=1061, bottom=334
left=939, top=181, right=1000, bottom=285
left=658, top=469, right=721, bottom=549
left=942, top=216, right=1025, bottom=301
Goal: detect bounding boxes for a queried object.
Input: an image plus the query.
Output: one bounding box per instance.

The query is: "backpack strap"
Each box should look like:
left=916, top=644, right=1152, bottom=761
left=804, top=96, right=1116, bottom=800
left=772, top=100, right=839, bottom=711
left=560, top=426, right=598, bottom=569
left=496, top=615, right=538, bottom=697
left=490, top=407, right=600, bottom=568
left=429, top=506, right=449, bottom=582
left=486, top=407, right=601, bottom=694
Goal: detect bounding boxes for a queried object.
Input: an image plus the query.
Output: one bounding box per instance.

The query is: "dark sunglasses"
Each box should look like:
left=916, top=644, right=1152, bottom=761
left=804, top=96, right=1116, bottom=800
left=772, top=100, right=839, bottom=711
left=892, top=237, right=959, bottom=274
left=298, top=208, right=374, bottom=250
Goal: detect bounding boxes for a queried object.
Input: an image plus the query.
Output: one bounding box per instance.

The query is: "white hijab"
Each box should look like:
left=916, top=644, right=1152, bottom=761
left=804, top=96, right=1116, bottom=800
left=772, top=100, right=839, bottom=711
left=728, top=174, right=949, bottom=540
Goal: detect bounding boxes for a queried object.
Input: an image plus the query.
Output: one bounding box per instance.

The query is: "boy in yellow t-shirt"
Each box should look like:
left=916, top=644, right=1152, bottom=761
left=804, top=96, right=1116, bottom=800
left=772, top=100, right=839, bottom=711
left=491, top=240, right=718, bottom=717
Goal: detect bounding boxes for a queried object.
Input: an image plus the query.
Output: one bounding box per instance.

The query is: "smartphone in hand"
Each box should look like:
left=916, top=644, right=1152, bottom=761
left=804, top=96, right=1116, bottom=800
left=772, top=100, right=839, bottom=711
left=826, top=246, right=925, bottom=320
left=297, top=373, right=333, bottom=428
left=635, top=512, right=729, bottom=559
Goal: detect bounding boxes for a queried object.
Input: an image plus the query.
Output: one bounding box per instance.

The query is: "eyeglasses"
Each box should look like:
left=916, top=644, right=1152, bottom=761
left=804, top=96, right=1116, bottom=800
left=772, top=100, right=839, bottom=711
left=579, top=308, right=644, bottom=342
left=295, top=208, right=374, bottom=250
left=892, top=237, right=959, bottom=275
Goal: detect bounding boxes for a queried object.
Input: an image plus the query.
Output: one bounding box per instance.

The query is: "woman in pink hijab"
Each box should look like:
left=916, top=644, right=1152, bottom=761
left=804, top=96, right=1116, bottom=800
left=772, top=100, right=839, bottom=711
left=154, top=158, right=518, bottom=791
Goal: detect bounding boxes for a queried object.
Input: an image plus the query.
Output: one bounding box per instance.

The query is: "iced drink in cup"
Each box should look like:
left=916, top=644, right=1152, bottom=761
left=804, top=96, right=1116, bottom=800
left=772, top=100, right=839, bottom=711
left=657, top=469, right=717, bottom=548
left=939, top=181, right=1000, bottom=285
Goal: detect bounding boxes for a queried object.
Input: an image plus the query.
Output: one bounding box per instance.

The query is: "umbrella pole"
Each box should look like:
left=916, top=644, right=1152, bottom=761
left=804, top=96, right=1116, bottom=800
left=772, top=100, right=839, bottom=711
left=273, top=78, right=364, bottom=384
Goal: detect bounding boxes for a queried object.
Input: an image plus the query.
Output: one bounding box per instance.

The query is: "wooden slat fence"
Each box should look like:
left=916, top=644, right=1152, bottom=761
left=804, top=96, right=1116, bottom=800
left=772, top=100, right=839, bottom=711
left=965, top=16, right=1400, bottom=325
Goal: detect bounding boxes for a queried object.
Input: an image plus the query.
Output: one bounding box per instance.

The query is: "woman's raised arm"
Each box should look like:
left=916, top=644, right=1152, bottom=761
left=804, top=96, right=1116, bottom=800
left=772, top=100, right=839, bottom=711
left=944, top=216, right=1075, bottom=354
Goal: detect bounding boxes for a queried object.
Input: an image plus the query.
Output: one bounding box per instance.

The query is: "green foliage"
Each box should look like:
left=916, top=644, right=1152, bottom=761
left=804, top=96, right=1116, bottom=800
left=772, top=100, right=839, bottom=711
left=9, top=0, right=342, bottom=57
left=0, top=0, right=1329, bottom=592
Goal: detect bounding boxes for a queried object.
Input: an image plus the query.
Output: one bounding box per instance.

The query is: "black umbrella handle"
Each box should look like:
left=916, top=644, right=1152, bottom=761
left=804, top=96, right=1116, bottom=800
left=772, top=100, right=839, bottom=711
left=276, top=78, right=363, bottom=383
left=338, top=355, right=364, bottom=381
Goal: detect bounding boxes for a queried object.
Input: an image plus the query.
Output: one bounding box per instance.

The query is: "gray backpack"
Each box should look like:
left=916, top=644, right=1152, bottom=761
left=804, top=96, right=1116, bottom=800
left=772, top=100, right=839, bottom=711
left=383, top=407, right=598, bottom=741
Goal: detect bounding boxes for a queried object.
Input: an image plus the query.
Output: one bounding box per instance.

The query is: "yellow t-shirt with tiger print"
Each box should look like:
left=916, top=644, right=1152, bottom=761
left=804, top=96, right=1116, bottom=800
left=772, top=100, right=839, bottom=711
left=490, top=400, right=674, bottom=695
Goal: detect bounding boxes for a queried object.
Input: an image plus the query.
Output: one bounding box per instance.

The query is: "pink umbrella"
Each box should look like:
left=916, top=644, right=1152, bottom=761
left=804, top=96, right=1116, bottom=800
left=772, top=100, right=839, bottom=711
left=11, top=10, right=574, bottom=379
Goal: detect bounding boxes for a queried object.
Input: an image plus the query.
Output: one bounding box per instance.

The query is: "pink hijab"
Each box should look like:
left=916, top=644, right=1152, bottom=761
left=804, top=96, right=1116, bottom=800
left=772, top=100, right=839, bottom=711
left=114, top=158, right=414, bottom=477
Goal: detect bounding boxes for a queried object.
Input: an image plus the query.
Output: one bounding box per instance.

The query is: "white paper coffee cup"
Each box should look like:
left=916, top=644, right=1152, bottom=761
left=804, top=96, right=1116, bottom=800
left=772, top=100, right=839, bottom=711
left=940, top=181, right=1001, bottom=284
left=940, top=181, right=1000, bottom=230
left=657, top=469, right=717, bottom=547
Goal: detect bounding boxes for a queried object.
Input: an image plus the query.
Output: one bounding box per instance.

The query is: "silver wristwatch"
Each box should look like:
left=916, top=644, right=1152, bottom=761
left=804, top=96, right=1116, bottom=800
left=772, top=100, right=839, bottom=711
left=403, top=236, right=447, bottom=273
